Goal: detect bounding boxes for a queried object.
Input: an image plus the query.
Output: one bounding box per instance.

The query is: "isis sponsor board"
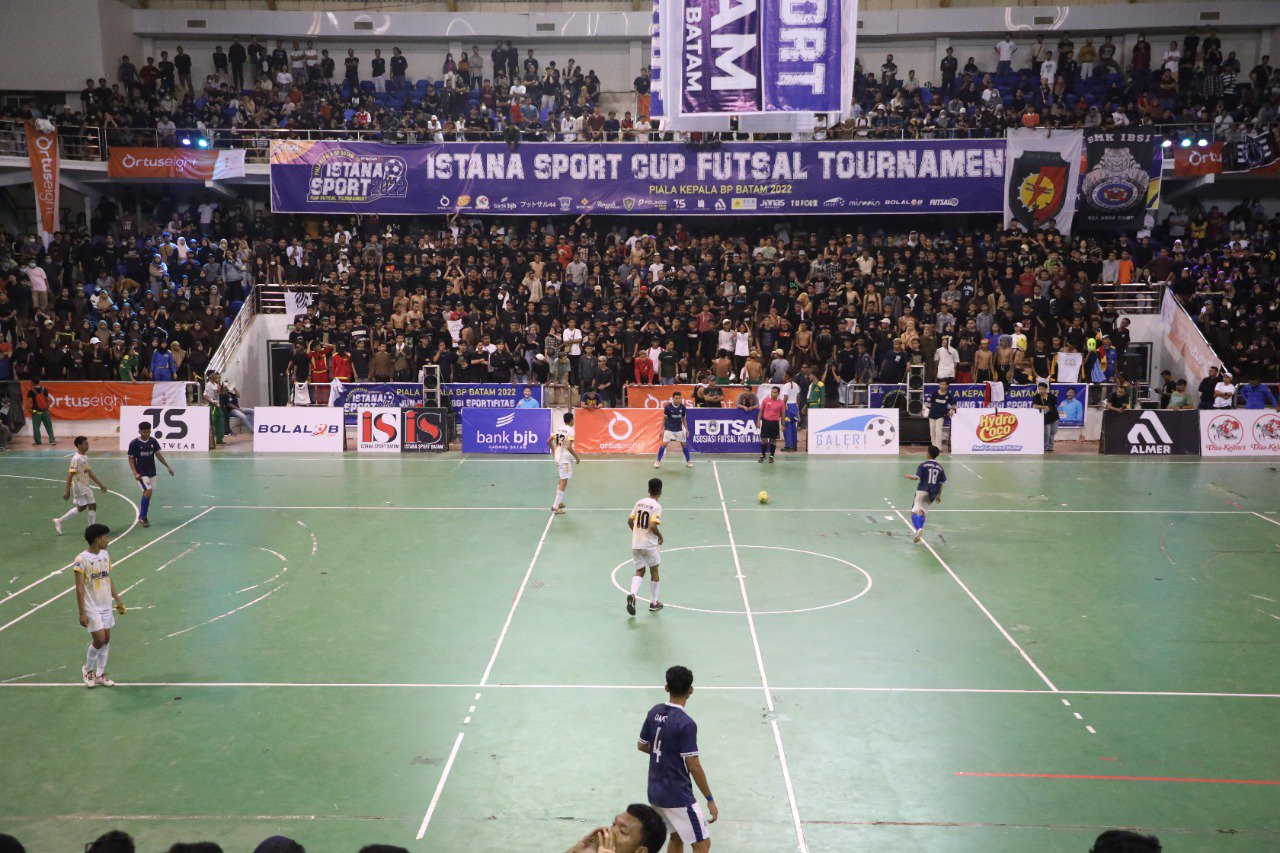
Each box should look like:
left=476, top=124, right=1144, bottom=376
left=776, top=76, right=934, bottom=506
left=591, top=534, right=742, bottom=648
left=1101, top=410, right=1200, bottom=455
left=951, top=408, right=1044, bottom=455
left=356, top=407, right=402, bottom=453
left=402, top=407, right=450, bottom=452
left=574, top=408, right=663, bottom=455
left=686, top=408, right=760, bottom=453
left=118, top=406, right=211, bottom=452
left=807, top=409, right=900, bottom=455
left=254, top=406, right=345, bottom=453
left=461, top=408, right=551, bottom=454
left=1200, top=410, right=1280, bottom=457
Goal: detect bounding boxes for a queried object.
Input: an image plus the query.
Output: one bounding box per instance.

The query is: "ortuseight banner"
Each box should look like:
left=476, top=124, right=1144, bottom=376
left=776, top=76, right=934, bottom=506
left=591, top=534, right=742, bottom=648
left=270, top=140, right=1004, bottom=216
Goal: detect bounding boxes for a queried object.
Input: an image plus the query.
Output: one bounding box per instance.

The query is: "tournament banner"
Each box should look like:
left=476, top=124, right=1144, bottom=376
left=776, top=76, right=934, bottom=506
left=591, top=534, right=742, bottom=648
left=1078, top=131, right=1160, bottom=232
left=444, top=383, right=543, bottom=422
left=270, top=139, right=1004, bottom=216
left=807, top=408, right=900, bottom=455
left=649, top=0, right=664, bottom=120
left=951, top=408, right=1044, bottom=455
left=625, top=383, right=750, bottom=408
left=24, top=121, right=59, bottom=247
left=1161, top=289, right=1220, bottom=385
left=1003, top=128, right=1082, bottom=235
left=460, top=408, right=551, bottom=454
left=1200, top=410, right=1280, bottom=457
left=330, top=382, right=424, bottom=425
left=118, top=406, right=211, bottom=452
left=1222, top=129, right=1280, bottom=174
left=356, top=407, right=402, bottom=453
left=868, top=383, right=1087, bottom=428
left=23, top=381, right=187, bottom=421
left=253, top=406, right=344, bottom=453
left=108, top=147, right=246, bottom=180
left=1101, top=410, right=1200, bottom=456
left=686, top=408, right=760, bottom=453
left=402, top=407, right=450, bottom=452
left=574, top=408, right=662, bottom=455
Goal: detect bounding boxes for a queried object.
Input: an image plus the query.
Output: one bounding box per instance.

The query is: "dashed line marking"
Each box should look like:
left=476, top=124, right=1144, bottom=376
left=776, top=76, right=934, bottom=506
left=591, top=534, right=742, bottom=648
left=1085, top=726, right=1097, bottom=734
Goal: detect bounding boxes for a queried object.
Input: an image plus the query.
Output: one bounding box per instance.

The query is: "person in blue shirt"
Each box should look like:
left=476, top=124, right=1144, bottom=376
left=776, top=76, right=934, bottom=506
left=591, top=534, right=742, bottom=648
left=1239, top=378, right=1278, bottom=410
left=149, top=341, right=176, bottom=381
left=655, top=390, right=692, bottom=469
left=515, top=385, right=539, bottom=408
left=638, top=665, right=717, bottom=852
left=925, top=379, right=957, bottom=450
left=126, top=421, right=174, bottom=528
left=903, top=444, right=946, bottom=544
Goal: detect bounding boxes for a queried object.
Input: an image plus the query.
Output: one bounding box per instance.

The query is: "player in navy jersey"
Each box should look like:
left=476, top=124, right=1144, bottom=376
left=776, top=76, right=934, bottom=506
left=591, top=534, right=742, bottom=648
left=903, top=444, right=946, bottom=543
left=655, top=391, right=693, bottom=468
left=637, top=665, right=717, bottom=852
left=126, top=421, right=174, bottom=528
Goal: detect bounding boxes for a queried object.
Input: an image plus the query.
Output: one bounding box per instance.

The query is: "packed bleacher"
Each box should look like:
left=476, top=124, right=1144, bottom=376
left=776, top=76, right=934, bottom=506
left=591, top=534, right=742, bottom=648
left=3, top=194, right=1277, bottom=407
left=0, top=31, right=1277, bottom=147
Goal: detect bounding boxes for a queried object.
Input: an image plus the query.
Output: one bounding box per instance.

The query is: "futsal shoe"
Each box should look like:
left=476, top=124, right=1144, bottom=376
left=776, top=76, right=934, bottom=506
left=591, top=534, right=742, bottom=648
left=53, top=517, right=62, bottom=535
left=653, top=461, right=660, bottom=468
left=649, top=601, right=664, bottom=612
left=82, top=665, right=95, bottom=687
left=913, top=529, right=923, bottom=544
left=685, top=461, right=693, bottom=468
left=627, top=594, right=636, bottom=616
left=95, top=673, right=115, bottom=687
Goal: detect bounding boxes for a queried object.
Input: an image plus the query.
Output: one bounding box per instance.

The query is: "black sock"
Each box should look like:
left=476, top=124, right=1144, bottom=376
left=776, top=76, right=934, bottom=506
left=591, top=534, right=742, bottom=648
left=760, top=443, right=767, bottom=456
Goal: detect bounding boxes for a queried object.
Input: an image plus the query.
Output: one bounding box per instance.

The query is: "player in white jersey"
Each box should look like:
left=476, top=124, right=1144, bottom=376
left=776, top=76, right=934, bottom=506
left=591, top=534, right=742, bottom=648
left=54, top=436, right=109, bottom=535
left=627, top=478, right=665, bottom=615
left=73, top=523, right=125, bottom=688
left=548, top=411, right=580, bottom=515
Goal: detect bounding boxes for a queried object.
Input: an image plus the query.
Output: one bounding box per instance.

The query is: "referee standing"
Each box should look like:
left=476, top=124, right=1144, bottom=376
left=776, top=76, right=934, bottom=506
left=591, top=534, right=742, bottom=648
left=757, top=386, right=785, bottom=463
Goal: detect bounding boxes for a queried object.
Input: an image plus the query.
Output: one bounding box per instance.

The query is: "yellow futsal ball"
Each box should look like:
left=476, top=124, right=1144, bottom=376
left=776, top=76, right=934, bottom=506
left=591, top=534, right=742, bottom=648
left=757, top=491, right=770, bottom=504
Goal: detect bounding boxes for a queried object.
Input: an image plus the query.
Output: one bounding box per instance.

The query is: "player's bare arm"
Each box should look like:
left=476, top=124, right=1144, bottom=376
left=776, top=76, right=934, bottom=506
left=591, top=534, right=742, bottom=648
left=110, top=574, right=125, bottom=614
left=903, top=472, right=919, bottom=481
left=569, top=439, right=580, bottom=463
left=637, top=740, right=652, bottom=754
left=88, top=465, right=107, bottom=491
left=685, top=755, right=718, bottom=823
left=63, top=467, right=74, bottom=501
left=74, top=572, right=88, bottom=627
left=628, top=514, right=636, bottom=530
left=156, top=449, right=175, bottom=476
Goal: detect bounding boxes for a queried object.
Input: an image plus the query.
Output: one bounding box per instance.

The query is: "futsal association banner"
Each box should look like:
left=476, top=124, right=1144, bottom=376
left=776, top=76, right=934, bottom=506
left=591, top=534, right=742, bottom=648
left=270, top=139, right=1004, bottom=216
left=1199, top=409, right=1280, bottom=456
left=574, top=408, right=663, bottom=455
left=118, top=406, right=211, bottom=452
left=655, top=0, right=858, bottom=124
left=1003, top=129, right=1082, bottom=235
left=807, top=408, right=900, bottom=455
left=1077, top=131, right=1160, bottom=233
left=686, top=408, right=760, bottom=452
left=950, top=408, right=1044, bottom=455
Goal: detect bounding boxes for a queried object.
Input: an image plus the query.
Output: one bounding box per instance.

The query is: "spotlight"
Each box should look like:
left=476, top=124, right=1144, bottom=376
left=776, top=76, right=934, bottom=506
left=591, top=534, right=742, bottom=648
left=179, top=137, right=192, bottom=146
left=1196, top=138, right=1209, bottom=148
left=196, top=137, right=211, bottom=149
left=1180, top=138, right=1192, bottom=148
left=1161, top=139, right=1172, bottom=148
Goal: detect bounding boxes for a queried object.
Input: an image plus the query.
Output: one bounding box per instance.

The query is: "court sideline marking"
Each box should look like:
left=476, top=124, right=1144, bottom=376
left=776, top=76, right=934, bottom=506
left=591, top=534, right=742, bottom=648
left=713, top=461, right=809, bottom=852
left=0, top=474, right=141, bottom=607
left=415, top=510, right=557, bottom=841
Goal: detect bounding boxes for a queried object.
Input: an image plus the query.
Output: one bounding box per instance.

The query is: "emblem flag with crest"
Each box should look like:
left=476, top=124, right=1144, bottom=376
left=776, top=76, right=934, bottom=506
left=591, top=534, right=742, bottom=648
left=1002, top=129, right=1082, bottom=235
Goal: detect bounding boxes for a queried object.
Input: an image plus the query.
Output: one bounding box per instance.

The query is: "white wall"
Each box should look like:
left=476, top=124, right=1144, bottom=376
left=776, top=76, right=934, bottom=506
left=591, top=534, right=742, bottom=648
left=221, top=311, right=290, bottom=408
left=0, top=0, right=141, bottom=91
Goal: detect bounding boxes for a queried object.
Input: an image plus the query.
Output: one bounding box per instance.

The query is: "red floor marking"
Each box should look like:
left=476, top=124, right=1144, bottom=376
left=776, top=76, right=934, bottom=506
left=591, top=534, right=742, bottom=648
left=957, top=772, right=1280, bottom=785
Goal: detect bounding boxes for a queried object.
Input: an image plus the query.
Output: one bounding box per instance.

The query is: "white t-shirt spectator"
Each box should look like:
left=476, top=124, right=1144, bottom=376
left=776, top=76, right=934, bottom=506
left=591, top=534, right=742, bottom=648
left=198, top=203, right=217, bottom=225
left=1213, top=380, right=1236, bottom=408
left=562, top=327, right=583, bottom=356
left=996, top=39, right=1017, bottom=63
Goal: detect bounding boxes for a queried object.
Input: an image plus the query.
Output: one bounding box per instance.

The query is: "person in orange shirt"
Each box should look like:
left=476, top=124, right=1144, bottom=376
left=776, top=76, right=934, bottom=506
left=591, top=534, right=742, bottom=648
left=308, top=340, right=333, bottom=404
left=1117, top=251, right=1135, bottom=284
left=330, top=343, right=355, bottom=383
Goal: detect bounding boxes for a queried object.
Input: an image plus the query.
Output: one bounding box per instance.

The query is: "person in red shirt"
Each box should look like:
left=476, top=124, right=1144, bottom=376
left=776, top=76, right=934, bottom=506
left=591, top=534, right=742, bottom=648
left=308, top=341, right=332, bottom=404
left=757, top=385, right=786, bottom=463
left=330, top=344, right=355, bottom=383
left=634, top=353, right=655, bottom=385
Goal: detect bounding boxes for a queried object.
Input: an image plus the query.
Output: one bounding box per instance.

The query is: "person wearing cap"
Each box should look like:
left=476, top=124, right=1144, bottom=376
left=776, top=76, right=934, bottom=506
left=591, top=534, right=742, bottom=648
left=1212, top=371, right=1237, bottom=409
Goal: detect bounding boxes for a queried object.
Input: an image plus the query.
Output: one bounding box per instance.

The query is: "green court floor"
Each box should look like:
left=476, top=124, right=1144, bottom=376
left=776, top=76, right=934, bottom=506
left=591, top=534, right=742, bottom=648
left=1, top=450, right=1277, bottom=851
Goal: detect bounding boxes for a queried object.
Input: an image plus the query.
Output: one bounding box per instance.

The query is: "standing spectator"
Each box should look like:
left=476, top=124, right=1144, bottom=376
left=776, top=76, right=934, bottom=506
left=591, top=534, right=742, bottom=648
left=370, top=49, right=386, bottom=91
left=1239, top=377, right=1277, bottom=410
left=1032, top=382, right=1060, bottom=452
left=1097, top=35, right=1120, bottom=75
left=228, top=37, right=246, bottom=89
left=344, top=49, right=360, bottom=89
left=157, top=50, right=176, bottom=94
left=118, top=54, right=138, bottom=97
left=1212, top=371, right=1238, bottom=409
left=634, top=66, right=651, bottom=120
left=212, top=44, right=229, bottom=82
left=940, top=47, right=958, bottom=95
left=24, top=260, right=49, bottom=313
left=926, top=378, right=956, bottom=450
left=204, top=370, right=226, bottom=447
left=994, top=33, right=1017, bottom=74
left=173, top=46, right=193, bottom=92
left=390, top=47, right=408, bottom=92
left=27, top=378, right=56, bottom=446
left=1197, top=365, right=1221, bottom=409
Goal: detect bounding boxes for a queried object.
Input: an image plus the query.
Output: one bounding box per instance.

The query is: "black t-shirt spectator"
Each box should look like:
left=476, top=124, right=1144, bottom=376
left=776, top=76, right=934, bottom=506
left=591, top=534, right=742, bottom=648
left=390, top=54, right=408, bottom=77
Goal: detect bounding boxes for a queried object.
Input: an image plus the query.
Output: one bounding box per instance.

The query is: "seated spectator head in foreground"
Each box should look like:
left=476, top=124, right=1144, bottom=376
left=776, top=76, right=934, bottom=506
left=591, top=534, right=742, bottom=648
left=566, top=803, right=667, bottom=853
left=1091, top=829, right=1161, bottom=852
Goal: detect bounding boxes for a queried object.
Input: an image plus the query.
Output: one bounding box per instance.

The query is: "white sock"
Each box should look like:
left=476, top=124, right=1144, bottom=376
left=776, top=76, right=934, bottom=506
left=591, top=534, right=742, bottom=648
left=86, top=644, right=98, bottom=671
left=95, top=643, right=109, bottom=676
left=59, top=507, right=79, bottom=523
left=650, top=581, right=660, bottom=604
left=86, top=509, right=96, bottom=526
left=554, top=489, right=564, bottom=508
left=630, top=575, right=643, bottom=596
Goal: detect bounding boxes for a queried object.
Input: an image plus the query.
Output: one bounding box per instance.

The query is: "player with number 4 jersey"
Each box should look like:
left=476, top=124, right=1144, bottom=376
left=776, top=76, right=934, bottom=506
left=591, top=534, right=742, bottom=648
left=627, top=478, right=665, bottom=615
left=638, top=665, right=717, bottom=852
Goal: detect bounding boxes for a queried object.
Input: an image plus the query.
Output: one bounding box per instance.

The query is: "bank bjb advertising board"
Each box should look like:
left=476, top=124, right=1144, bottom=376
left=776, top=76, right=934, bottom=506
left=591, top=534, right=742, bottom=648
left=807, top=409, right=901, bottom=455
left=461, top=408, right=551, bottom=454
left=254, top=407, right=345, bottom=453
left=951, top=408, right=1044, bottom=455
left=118, top=406, right=211, bottom=452
left=1200, top=410, right=1280, bottom=456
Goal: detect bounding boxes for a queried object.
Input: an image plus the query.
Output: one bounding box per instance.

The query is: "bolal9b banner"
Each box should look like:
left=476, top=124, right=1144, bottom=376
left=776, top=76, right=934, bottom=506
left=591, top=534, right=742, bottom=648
left=1077, top=131, right=1160, bottom=233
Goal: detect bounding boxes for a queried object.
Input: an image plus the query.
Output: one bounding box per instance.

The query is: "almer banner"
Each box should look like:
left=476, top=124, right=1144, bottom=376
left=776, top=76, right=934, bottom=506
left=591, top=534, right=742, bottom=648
left=270, top=140, right=1004, bottom=216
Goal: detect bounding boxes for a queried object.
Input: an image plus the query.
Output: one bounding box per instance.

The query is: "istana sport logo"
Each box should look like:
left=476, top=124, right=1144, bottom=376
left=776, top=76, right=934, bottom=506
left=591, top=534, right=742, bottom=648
left=976, top=411, right=1018, bottom=443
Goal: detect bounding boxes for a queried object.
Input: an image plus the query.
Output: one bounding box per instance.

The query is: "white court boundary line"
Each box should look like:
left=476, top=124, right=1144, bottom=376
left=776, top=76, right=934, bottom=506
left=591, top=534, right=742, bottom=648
left=0, top=507, right=215, bottom=634
left=0, top=681, right=1275, bottom=698
left=887, top=502, right=1060, bottom=693
left=415, top=510, right=556, bottom=841
left=0, top=474, right=141, bottom=607
left=209, top=505, right=1276, bottom=515
left=713, top=461, right=808, bottom=852
left=1252, top=512, right=1280, bottom=528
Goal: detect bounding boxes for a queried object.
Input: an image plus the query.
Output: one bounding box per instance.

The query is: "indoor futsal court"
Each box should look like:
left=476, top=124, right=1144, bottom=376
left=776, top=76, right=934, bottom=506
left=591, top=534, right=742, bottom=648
left=1, top=452, right=1277, bottom=851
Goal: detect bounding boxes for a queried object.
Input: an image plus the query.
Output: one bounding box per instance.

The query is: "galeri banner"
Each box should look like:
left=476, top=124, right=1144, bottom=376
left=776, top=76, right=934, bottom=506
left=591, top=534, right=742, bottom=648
left=271, top=139, right=1004, bottom=216
left=1003, top=128, right=1082, bottom=235
left=1077, top=131, right=1160, bottom=232
left=24, top=121, right=59, bottom=247
left=108, top=147, right=247, bottom=180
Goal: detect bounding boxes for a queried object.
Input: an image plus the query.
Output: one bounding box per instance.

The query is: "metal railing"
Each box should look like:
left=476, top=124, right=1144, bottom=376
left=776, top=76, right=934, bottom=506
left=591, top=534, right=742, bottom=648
left=206, top=286, right=258, bottom=376
left=1093, top=282, right=1167, bottom=315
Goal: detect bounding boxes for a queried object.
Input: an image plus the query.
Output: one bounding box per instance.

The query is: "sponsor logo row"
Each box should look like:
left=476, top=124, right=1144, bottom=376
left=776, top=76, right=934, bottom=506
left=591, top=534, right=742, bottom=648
left=1104, top=409, right=1280, bottom=456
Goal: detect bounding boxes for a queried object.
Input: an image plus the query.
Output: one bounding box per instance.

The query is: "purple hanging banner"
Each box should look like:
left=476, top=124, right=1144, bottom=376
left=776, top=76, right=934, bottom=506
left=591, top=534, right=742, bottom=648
left=762, top=0, right=845, bottom=113
left=680, top=0, right=762, bottom=115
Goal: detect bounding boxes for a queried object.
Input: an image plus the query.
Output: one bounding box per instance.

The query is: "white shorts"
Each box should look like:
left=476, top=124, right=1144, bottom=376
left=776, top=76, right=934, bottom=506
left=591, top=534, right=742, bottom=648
left=137, top=475, right=156, bottom=492
left=72, top=483, right=95, bottom=507
left=912, top=490, right=935, bottom=514
left=632, top=547, right=660, bottom=571
left=556, top=459, right=573, bottom=480
left=663, top=429, right=687, bottom=443
left=85, top=605, right=115, bottom=633
left=653, top=802, right=710, bottom=845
